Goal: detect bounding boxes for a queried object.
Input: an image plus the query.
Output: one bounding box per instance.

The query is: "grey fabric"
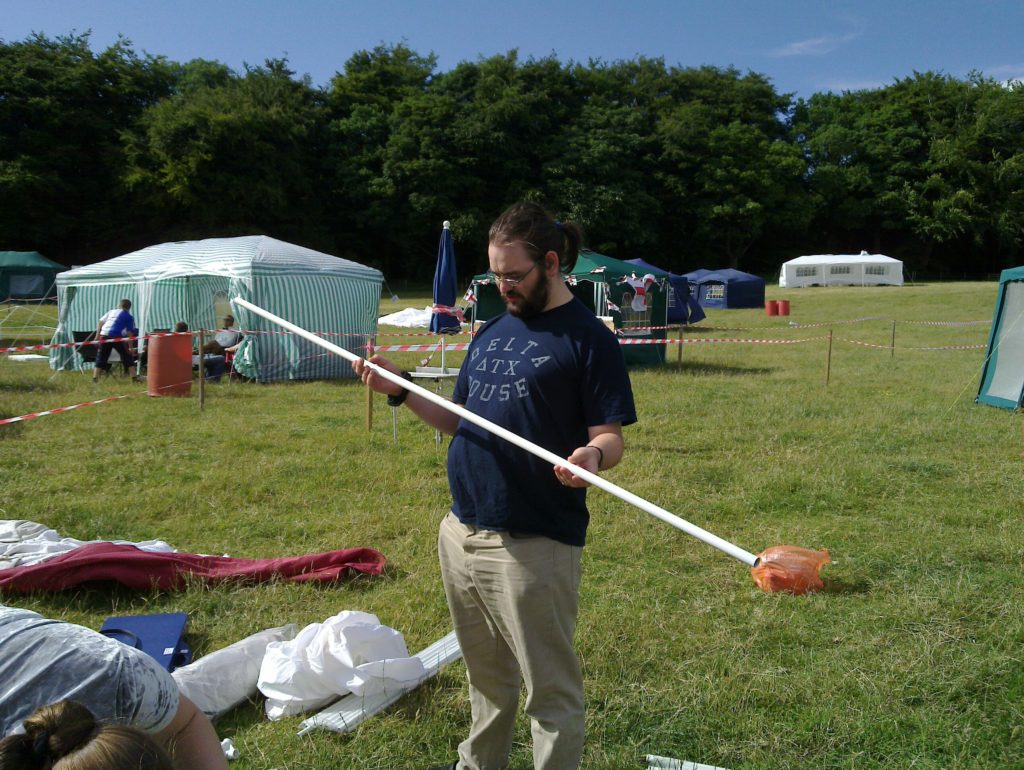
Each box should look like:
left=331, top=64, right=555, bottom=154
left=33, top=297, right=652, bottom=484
left=0, top=605, right=179, bottom=736
left=214, top=329, right=242, bottom=348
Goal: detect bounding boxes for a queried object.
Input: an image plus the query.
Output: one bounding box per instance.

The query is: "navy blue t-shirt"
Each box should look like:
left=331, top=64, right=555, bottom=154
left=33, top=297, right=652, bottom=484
left=448, top=298, right=637, bottom=546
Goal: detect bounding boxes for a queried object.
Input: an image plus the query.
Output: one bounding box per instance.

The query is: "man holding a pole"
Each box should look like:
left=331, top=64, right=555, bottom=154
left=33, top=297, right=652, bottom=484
left=355, top=201, right=636, bottom=770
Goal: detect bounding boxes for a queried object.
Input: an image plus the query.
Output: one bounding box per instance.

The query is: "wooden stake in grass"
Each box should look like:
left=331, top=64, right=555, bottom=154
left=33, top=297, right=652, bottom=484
left=198, top=329, right=205, bottom=411
left=891, top=319, right=897, bottom=359
left=825, top=329, right=833, bottom=386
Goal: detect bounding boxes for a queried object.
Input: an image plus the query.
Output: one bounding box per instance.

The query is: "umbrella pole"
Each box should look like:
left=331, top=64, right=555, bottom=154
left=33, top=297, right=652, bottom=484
left=236, top=298, right=760, bottom=567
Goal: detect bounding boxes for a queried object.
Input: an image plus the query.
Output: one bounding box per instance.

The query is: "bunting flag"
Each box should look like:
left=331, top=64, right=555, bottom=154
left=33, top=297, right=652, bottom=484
left=566, top=274, right=578, bottom=286
left=606, top=298, right=620, bottom=313
left=462, top=287, right=477, bottom=305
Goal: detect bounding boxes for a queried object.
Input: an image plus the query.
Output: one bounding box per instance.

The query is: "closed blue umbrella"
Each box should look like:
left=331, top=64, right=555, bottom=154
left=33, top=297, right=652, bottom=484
left=430, top=221, right=461, bottom=334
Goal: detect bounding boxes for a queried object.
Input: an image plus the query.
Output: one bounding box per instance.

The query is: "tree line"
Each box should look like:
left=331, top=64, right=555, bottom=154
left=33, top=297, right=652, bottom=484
left=2, top=33, right=1022, bottom=282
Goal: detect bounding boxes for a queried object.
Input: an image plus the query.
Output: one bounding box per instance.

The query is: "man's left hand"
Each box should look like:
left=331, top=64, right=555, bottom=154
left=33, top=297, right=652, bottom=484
left=554, top=445, right=600, bottom=489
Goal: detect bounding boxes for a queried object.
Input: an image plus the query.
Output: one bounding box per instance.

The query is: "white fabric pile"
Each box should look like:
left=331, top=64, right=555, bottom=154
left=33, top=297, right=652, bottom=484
left=0, top=520, right=176, bottom=571
left=256, top=610, right=426, bottom=719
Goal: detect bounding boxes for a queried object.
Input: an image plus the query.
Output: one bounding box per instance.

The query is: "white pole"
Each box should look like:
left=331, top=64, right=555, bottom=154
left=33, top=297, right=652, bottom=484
left=235, top=298, right=759, bottom=567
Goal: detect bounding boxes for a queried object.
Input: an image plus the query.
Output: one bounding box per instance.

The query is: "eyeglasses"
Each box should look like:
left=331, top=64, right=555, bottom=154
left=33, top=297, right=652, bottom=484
left=487, top=261, right=539, bottom=287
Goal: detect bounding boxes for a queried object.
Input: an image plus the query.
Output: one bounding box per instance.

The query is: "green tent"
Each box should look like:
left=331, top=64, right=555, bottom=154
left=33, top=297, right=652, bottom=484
left=977, top=265, right=1024, bottom=410
left=50, top=235, right=382, bottom=382
left=469, top=249, right=670, bottom=366
left=0, top=251, right=65, bottom=300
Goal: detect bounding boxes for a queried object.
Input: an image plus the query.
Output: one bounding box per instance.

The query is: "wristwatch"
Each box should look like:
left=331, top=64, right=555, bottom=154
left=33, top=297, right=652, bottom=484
left=387, top=371, right=414, bottom=407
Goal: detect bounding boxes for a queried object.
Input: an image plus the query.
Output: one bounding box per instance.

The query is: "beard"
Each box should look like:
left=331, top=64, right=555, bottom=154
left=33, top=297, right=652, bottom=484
left=503, top=268, right=549, bottom=317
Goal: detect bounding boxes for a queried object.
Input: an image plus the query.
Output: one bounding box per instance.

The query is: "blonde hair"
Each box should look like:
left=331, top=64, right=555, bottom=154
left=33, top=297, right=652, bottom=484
left=0, top=700, right=175, bottom=770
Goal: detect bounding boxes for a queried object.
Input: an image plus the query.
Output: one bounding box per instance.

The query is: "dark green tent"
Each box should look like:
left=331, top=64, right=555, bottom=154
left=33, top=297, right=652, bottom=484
left=469, top=249, right=670, bottom=366
left=0, top=251, right=65, bottom=301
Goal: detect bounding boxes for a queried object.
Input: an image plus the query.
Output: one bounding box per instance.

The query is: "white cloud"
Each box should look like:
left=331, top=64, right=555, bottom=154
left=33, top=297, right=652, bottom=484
left=770, top=17, right=864, bottom=58
left=982, top=63, right=1024, bottom=82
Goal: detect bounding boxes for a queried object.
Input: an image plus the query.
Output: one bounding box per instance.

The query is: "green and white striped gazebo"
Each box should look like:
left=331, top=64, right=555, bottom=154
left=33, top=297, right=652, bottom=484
left=50, top=235, right=383, bottom=381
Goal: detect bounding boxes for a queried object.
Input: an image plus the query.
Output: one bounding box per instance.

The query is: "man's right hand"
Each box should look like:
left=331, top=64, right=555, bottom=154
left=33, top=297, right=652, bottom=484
left=353, top=354, right=405, bottom=396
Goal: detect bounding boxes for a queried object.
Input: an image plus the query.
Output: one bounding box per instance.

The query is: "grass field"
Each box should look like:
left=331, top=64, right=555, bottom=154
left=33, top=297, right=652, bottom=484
left=1, top=282, right=1022, bottom=770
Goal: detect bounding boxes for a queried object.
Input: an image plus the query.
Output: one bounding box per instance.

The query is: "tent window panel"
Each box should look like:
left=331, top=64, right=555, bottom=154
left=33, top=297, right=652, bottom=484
left=865, top=265, right=888, bottom=275
left=213, top=291, right=232, bottom=324
left=705, top=285, right=725, bottom=300
left=9, top=274, right=45, bottom=295
left=829, top=266, right=852, bottom=275
left=795, top=266, right=817, bottom=277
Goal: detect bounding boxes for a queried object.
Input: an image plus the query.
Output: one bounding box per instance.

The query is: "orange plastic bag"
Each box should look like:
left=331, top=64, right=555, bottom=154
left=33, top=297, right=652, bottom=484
left=751, top=545, right=831, bottom=594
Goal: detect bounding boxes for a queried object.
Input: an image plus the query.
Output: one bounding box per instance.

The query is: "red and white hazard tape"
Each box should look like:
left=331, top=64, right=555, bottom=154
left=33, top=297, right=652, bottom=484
left=368, top=337, right=825, bottom=352
left=375, top=330, right=473, bottom=337
left=0, top=393, right=134, bottom=425
left=901, top=343, right=987, bottom=351
left=0, top=374, right=201, bottom=426
left=620, top=336, right=826, bottom=345
left=901, top=319, right=989, bottom=326
left=838, top=337, right=986, bottom=351
left=1, top=330, right=192, bottom=355
left=369, top=343, right=472, bottom=353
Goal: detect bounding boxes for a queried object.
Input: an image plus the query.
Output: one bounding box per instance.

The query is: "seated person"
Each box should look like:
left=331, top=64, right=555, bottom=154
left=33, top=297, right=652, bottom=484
left=0, top=603, right=228, bottom=770
left=201, top=315, right=242, bottom=356
left=198, top=352, right=227, bottom=382
left=0, top=700, right=174, bottom=770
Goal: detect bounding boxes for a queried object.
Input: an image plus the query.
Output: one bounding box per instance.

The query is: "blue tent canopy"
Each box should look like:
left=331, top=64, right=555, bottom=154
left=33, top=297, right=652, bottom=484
left=682, top=268, right=765, bottom=309
left=624, top=258, right=705, bottom=324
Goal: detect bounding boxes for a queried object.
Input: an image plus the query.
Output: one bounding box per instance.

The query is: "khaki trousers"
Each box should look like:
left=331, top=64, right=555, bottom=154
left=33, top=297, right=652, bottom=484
left=438, top=512, right=585, bottom=770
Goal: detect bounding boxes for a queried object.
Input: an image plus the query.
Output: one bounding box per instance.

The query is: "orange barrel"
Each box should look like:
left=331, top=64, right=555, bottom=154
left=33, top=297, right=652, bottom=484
left=765, top=300, right=779, bottom=316
left=147, top=334, right=192, bottom=397
left=777, top=299, right=790, bottom=316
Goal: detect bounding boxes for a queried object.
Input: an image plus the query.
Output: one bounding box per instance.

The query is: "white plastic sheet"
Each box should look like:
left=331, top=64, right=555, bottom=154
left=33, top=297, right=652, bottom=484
left=0, top=519, right=176, bottom=570
left=377, top=306, right=433, bottom=327
left=172, top=624, right=298, bottom=719
left=257, top=610, right=425, bottom=720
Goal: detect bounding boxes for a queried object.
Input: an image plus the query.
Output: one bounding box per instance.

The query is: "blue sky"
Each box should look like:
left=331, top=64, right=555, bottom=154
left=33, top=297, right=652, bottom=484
left=2, top=0, right=1022, bottom=99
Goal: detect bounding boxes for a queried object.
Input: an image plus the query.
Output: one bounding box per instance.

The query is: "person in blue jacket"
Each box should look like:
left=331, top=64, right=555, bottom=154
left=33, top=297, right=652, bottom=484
left=93, top=299, right=138, bottom=382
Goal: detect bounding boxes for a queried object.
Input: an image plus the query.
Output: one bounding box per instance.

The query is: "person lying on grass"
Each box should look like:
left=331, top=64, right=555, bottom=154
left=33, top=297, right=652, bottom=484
left=0, top=603, right=227, bottom=770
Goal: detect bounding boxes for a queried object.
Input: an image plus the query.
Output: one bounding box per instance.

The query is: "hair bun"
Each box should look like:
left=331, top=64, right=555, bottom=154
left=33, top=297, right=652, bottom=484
left=24, top=700, right=98, bottom=763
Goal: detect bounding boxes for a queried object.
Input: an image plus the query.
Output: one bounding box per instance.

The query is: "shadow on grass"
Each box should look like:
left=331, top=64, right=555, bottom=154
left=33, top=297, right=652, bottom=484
left=820, top=575, right=873, bottom=595
left=672, top=362, right=777, bottom=377
left=0, top=378, right=61, bottom=394
left=7, top=568, right=393, bottom=613
left=212, top=697, right=268, bottom=735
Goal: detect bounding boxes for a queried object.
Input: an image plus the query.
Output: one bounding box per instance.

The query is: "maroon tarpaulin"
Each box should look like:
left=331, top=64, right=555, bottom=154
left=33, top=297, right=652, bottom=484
left=0, top=542, right=387, bottom=593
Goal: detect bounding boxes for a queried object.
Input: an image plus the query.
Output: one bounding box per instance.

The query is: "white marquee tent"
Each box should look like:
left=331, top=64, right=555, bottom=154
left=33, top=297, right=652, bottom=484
left=779, top=252, right=904, bottom=288
left=50, top=235, right=382, bottom=382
